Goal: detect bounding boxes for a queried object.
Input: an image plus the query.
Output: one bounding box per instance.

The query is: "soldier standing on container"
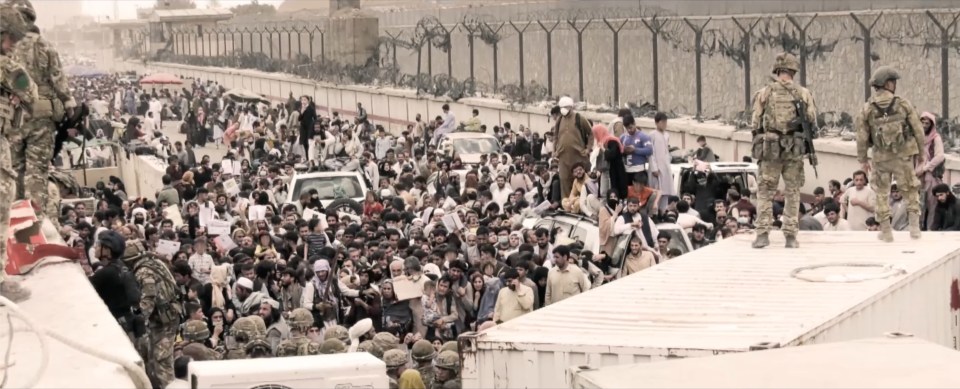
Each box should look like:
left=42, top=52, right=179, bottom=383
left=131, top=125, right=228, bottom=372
left=855, top=66, right=926, bottom=241
left=9, top=0, right=75, bottom=224
left=750, top=53, right=817, bottom=249
left=0, top=4, right=38, bottom=303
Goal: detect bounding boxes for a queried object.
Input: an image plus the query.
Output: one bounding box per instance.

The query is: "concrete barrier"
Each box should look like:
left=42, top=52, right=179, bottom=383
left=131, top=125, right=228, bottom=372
left=111, top=61, right=960, bottom=194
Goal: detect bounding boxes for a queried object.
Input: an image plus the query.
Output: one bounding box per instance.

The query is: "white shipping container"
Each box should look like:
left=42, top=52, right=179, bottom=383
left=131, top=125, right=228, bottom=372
left=569, top=334, right=960, bottom=388
left=461, top=232, right=960, bottom=389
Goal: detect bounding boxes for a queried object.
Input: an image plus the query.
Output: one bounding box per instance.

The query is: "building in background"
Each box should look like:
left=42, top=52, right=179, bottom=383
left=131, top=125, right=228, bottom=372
left=33, top=0, right=85, bottom=30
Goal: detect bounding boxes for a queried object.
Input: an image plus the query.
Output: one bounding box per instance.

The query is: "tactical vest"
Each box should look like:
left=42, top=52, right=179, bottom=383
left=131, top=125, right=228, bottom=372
left=761, top=82, right=801, bottom=134
left=134, top=255, right=183, bottom=326
left=867, top=97, right=909, bottom=152
left=14, top=34, right=62, bottom=120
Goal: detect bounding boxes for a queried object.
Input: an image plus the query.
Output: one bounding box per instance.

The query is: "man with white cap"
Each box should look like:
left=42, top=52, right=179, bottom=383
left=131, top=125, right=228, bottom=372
left=301, top=259, right=360, bottom=330
left=551, top=96, right=594, bottom=198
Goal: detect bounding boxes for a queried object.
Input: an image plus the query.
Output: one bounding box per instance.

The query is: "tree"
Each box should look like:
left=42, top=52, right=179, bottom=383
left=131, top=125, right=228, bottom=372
left=154, top=0, right=197, bottom=10
left=230, top=0, right=277, bottom=16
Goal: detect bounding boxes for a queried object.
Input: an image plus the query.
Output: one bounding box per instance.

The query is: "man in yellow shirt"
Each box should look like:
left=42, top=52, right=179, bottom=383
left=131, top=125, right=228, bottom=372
left=544, top=246, right=590, bottom=306
left=493, top=269, right=534, bottom=323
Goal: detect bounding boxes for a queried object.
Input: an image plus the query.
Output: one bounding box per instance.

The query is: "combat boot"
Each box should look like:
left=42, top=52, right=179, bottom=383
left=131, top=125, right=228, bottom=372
left=751, top=233, right=769, bottom=249
left=908, top=213, right=922, bottom=240
left=878, top=221, right=893, bottom=243
left=784, top=235, right=799, bottom=248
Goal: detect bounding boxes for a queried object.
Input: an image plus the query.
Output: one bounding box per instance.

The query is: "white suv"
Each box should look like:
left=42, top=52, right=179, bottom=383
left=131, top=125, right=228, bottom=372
left=284, top=171, right=369, bottom=214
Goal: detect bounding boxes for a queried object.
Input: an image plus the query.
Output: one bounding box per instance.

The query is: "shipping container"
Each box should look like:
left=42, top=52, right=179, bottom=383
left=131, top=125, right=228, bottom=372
left=460, top=232, right=960, bottom=389
left=568, top=334, right=960, bottom=388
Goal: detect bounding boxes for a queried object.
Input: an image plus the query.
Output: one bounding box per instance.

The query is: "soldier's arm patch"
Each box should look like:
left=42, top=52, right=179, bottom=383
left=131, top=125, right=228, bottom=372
left=13, top=70, right=29, bottom=90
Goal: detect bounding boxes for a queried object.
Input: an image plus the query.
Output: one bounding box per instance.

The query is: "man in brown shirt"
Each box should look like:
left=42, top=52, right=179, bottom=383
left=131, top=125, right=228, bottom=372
left=552, top=97, right=593, bottom=198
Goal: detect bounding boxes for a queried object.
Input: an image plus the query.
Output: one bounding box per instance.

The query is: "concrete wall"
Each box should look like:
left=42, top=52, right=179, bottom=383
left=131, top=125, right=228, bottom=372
left=388, top=9, right=960, bottom=121
left=109, top=60, right=960, bottom=195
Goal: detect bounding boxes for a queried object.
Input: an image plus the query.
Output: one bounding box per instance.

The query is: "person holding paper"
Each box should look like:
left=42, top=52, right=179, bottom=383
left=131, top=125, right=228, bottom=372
left=188, top=238, right=215, bottom=285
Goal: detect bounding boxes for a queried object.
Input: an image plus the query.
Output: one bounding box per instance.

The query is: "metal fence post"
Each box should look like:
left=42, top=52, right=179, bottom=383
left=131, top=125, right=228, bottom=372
left=731, top=17, right=760, bottom=111
left=483, top=22, right=506, bottom=93
left=603, top=18, right=629, bottom=107
left=641, top=16, right=663, bottom=109
left=439, top=23, right=454, bottom=77
left=683, top=17, right=711, bottom=121
left=785, top=13, right=818, bottom=87
left=459, top=23, right=478, bottom=81
left=509, top=21, right=532, bottom=89
left=385, top=30, right=403, bottom=68
left=427, top=40, right=433, bottom=76
left=536, top=20, right=559, bottom=96
left=850, top=12, right=883, bottom=102
left=567, top=18, right=593, bottom=102
left=926, top=10, right=960, bottom=124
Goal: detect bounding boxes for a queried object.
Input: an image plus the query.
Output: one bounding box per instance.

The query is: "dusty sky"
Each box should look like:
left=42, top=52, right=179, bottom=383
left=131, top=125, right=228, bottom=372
left=81, top=0, right=283, bottom=20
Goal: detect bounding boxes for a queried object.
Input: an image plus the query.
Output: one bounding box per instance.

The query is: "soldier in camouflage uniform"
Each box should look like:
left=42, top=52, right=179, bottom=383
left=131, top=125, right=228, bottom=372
left=856, top=66, right=926, bottom=241
left=181, top=319, right=222, bottom=361
left=440, top=341, right=458, bottom=353
left=411, top=339, right=437, bottom=389
left=8, top=0, right=75, bottom=220
left=319, top=338, right=347, bottom=354
left=750, top=53, right=818, bottom=249
left=275, top=308, right=321, bottom=357
left=122, top=239, right=182, bottom=388
left=434, top=350, right=461, bottom=389
left=0, top=4, right=37, bottom=303
left=227, top=316, right=271, bottom=359
left=384, top=349, right=409, bottom=389
left=357, top=339, right=384, bottom=359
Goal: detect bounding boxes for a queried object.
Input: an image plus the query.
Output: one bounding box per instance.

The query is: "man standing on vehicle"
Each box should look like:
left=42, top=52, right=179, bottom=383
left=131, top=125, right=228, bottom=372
left=750, top=53, right=818, bottom=249
left=552, top=96, right=593, bottom=199
left=856, top=66, right=925, bottom=241
left=431, top=104, right=456, bottom=146
left=619, top=114, right=653, bottom=186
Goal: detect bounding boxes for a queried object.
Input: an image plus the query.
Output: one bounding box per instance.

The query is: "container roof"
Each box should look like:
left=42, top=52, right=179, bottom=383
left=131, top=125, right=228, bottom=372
left=575, top=336, right=960, bottom=388
left=477, top=231, right=960, bottom=353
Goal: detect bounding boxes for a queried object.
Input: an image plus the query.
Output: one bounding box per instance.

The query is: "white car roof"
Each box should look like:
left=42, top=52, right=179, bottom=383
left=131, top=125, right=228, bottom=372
left=442, top=132, right=497, bottom=140
left=290, top=171, right=365, bottom=180
left=672, top=162, right=758, bottom=174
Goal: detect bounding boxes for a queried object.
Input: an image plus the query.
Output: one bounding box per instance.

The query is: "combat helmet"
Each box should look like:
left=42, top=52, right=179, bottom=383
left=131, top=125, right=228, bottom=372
left=323, top=324, right=350, bottom=344
left=0, top=4, right=28, bottom=41
left=231, top=316, right=267, bottom=343
left=357, top=340, right=384, bottom=359
left=8, top=0, right=34, bottom=23
left=319, top=338, right=347, bottom=354
left=435, top=350, right=461, bottom=371
left=870, top=66, right=900, bottom=88
left=411, top=340, right=437, bottom=362
left=182, top=320, right=210, bottom=342
left=383, top=349, right=408, bottom=369
left=288, top=308, right=314, bottom=331
left=772, top=52, right=800, bottom=74
left=373, top=332, right=400, bottom=352
left=440, top=341, right=458, bottom=353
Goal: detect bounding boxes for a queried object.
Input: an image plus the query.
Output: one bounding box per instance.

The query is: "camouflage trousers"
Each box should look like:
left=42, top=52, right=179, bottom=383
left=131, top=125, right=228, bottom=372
left=872, top=157, right=921, bottom=225
left=139, top=324, right=177, bottom=389
left=0, top=135, right=13, bottom=284
left=8, top=117, right=54, bottom=219
left=755, top=157, right=804, bottom=236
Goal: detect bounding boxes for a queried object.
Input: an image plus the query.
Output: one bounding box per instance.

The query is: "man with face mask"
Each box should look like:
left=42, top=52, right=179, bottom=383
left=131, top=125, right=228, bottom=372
left=551, top=97, right=594, bottom=199
left=917, top=112, right=945, bottom=230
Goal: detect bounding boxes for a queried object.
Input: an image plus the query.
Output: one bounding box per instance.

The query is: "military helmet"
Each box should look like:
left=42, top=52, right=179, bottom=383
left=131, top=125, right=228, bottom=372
left=411, top=340, right=437, bottom=362
left=383, top=349, right=408, bottom=369
left=231, top=316, right=267, bottom=343
left=870, top=66, right=900, bottom=88
left=435, top=350, right=460, bottom=371
left=440, top=341, right=458, bottom=353
left=319, top=338, right=347, bottom=354
left=357, top=340, right=384, bottom=359
left=323, top=324, right=350, bottom=343
left=182, top=320, right=210, bottom=342
left=373, top=332, right=399, bottom=352
left=245, top=338, right=272, bottom=358
left=0, top=4, right=28, bottom=40
left=8, top=0, right=34, bottom=23
left=288, top=308, right=314, bottom=331
left=121, top=239, right=147, bottom=263
left=772, top=52, right=800, bottom=74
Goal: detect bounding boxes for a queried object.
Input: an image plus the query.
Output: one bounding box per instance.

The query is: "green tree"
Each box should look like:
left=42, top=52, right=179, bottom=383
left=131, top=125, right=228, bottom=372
left=230, top=0, right=277, bottom=16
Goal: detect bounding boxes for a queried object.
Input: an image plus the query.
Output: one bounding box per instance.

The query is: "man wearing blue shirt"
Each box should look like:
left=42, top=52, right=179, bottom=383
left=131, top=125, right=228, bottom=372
left=619, top=115, right=654, bottom=183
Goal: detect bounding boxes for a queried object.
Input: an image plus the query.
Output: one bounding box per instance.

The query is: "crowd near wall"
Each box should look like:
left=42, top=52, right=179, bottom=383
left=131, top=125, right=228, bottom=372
left=145, top=7, right=960, bottom=149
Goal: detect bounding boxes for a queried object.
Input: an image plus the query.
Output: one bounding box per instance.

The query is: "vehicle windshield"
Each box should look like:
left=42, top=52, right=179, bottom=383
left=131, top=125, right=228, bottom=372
left=291, top=176, right=364, bottom=201
left=452, top=138, right=500, bottom=155
left=659, top=228, right=691, bottom=254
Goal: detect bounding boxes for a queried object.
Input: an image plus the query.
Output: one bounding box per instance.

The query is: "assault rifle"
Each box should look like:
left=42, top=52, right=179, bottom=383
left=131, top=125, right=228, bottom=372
left=794, top=99, right=819, bottom=178
left=53, top=102, right=91, bottom=163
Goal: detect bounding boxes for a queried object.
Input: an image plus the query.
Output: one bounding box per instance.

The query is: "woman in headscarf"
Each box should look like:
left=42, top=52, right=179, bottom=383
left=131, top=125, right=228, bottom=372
left=917, top=112, right=945, bottom=230
left=593, top=123, right=627, bottom=199
left=200, top=264, right=235, bottom=319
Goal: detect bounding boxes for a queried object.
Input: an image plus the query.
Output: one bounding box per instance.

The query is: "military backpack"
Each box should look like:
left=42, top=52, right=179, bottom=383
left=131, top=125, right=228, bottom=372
left=867, top=97, right=909, bottom=152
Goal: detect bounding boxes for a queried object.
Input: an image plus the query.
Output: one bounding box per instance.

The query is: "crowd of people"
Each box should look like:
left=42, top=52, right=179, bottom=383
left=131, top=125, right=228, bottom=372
left=52, top=63, right=956, bottom=389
